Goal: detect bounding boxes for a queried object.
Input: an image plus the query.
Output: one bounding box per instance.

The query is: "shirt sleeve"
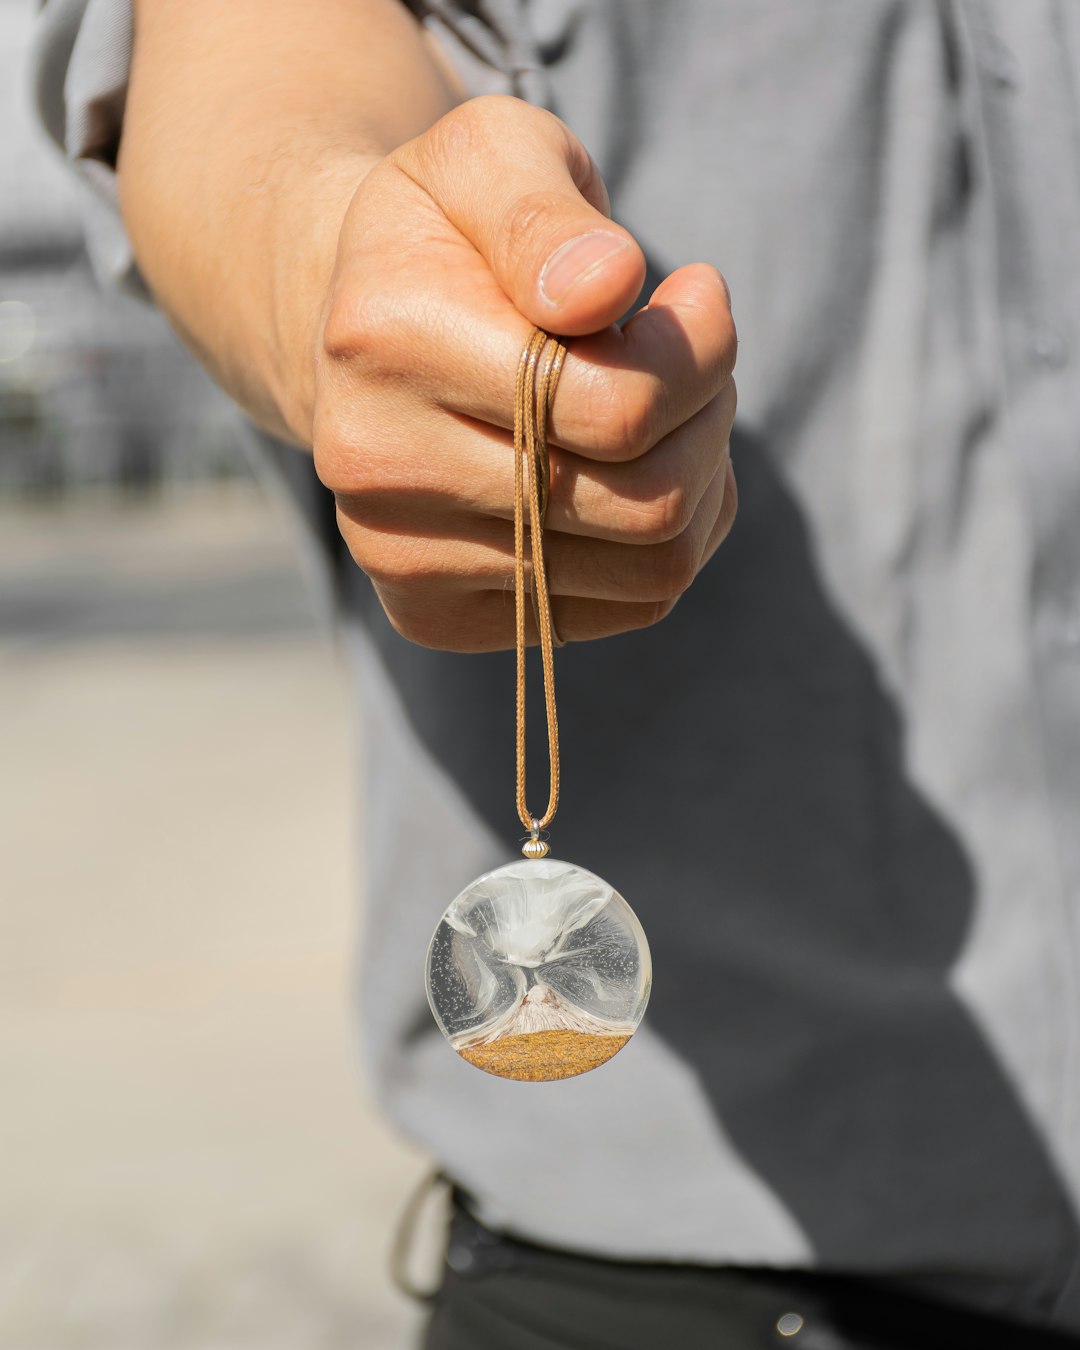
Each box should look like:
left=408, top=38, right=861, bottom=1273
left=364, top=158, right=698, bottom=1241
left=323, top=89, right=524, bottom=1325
left=29, top=0, right=525, bottom=296
left=32, top=0, right=145, bottom=295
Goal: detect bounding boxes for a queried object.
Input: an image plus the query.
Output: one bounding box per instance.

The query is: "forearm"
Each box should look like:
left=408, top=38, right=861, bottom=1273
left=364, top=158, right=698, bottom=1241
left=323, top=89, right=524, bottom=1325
left=117, top=5, right=737, bottom=653
left=118, top=0, right=462, bottom=443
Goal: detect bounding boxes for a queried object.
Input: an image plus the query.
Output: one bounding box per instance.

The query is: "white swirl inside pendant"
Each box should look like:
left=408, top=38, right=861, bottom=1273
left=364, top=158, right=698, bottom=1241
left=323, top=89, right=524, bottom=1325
left=425, top=858, right=651, bottom=1081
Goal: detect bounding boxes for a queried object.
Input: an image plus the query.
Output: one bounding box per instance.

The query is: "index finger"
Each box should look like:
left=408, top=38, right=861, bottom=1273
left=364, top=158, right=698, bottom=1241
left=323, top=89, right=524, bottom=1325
left=552, top=263, right=737, bottom=460
left=428, top=262, right=737, bottom=461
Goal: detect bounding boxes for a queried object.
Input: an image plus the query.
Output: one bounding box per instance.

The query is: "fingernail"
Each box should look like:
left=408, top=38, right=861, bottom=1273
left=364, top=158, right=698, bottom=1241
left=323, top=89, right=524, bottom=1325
left=539, top=231, right=630, bottom=306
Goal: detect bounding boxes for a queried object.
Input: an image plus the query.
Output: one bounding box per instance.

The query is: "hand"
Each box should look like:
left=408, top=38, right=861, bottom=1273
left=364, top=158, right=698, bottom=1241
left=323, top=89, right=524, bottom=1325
left=312, top=95, right=737, bottom=651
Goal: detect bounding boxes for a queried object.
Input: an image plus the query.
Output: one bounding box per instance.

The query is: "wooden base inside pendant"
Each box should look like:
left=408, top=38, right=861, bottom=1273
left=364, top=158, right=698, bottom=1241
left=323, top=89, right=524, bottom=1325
left=456, top=1029, right=631, bottom=1082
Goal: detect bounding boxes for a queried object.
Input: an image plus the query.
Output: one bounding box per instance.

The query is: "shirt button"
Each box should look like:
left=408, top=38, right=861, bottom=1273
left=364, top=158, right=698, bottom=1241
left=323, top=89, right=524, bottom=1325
left=446, top=1243, right=474, bottom=1274
left=1028, top=323, right=1069, bottom=369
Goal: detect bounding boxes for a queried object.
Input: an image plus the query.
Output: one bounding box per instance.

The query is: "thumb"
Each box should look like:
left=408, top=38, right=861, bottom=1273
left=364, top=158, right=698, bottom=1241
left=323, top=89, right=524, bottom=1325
left=397, top=96, right=646, bottom=335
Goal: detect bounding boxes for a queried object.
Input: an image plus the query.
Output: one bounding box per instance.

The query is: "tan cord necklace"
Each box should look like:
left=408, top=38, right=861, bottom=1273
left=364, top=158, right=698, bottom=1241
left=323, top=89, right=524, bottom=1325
left=514, top=327, right=568, bottom=849
left=422, top=326, right=651, bottom=1083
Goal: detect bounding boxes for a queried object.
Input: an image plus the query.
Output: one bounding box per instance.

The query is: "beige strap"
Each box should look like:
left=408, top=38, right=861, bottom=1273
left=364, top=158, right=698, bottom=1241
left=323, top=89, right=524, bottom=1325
left=514, top=327, right=568, bottom=834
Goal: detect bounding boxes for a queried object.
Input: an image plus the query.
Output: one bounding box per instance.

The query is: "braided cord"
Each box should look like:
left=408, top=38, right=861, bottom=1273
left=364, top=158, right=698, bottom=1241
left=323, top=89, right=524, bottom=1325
left=513, top=328, right=568, bottom=834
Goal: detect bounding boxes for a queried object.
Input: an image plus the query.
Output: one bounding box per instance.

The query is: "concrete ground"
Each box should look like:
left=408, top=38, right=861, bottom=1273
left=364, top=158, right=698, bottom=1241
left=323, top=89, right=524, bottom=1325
left=0, top=486, right=431, bottom=1349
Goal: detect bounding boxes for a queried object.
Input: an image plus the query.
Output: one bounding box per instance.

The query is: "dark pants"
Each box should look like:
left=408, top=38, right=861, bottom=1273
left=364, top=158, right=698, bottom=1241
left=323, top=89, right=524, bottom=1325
left=423, top=1199, right=1080, bottom=1350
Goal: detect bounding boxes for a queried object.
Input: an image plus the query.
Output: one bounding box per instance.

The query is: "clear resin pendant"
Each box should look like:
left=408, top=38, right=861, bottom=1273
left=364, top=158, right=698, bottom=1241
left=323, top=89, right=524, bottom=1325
left=425, top=858, right=651, bottom=1082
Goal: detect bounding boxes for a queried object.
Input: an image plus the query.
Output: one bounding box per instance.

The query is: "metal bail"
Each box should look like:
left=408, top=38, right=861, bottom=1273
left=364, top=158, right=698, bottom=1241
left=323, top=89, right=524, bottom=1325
left=522, top=818, right=550, bottom=859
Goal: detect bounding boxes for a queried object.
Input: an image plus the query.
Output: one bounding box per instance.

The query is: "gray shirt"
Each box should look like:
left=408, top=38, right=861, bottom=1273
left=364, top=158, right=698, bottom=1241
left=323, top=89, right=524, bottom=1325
left=35, top=0, right=1080, bottom=1332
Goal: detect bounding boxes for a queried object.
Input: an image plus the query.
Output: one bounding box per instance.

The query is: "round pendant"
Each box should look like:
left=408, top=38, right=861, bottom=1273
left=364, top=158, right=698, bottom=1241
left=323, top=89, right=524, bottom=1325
left=425, top=858, right=651, bottom=1082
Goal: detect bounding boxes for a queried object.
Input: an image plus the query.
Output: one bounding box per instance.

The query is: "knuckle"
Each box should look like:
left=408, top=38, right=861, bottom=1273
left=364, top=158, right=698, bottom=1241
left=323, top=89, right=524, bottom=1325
left=498, top=189, right=560, bottom=276
left=416, top=96, right=551, bottom=178
left=321, top=283, right=397, bottom=367
left=312, top=425, right=356, bottom=494
left=320, top=304, right=353, bottom=365
left=312, top=416, right=385, bottom=499
left=588, top=599, right=668, bottom=639
left=449, top=93, right=527, bottom=131
left=618, top=477, right=692, bottom=545
left=381, top=592, right=489, bottom=653
left=622, top=381, right=668, bottom=456
left=717, top=309, right=739, bottom=386
left=416, top=99, right=486, bottom=173
left=652, top=531, right=698, bottom=599
left=469, top=93, right=563, bottom=145
left=587, top=373, right=667, bottom=459
left=654, top=476, right=695, bottom=543
left=321, top=290, right=364, bottom=363
left=382, top=602, right=449, bottom=651
left=635, top=598, right=678, bottom=631
left=362, top=536, right=442, bottom=591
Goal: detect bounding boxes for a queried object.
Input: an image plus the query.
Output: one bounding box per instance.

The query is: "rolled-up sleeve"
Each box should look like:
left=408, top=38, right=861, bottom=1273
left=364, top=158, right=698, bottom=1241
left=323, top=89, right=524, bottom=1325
left=30, top=0, right=524, bottom=293
left=33, top=0, right=142, bottom=292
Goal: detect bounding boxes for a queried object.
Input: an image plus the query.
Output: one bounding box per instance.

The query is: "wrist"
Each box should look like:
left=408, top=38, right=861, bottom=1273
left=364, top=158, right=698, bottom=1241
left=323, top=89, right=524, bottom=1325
left=261, top=146, right=383, bottom=446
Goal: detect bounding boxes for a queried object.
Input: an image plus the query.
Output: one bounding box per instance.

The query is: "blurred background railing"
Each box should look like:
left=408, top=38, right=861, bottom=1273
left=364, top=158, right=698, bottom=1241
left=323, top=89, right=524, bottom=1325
left=0, top=0, right=246, bottom=497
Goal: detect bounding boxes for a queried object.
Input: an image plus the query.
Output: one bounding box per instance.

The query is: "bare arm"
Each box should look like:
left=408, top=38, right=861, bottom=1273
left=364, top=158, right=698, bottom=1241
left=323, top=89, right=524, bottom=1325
left=120, top=0, right=462, bottom=439
left=118, top=0, right=738, bottom=650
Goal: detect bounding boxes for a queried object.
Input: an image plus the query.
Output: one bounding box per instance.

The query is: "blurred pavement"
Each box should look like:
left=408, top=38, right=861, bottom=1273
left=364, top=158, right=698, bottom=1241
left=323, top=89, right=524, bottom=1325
left=0, top=485, right=430, bottom=1349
